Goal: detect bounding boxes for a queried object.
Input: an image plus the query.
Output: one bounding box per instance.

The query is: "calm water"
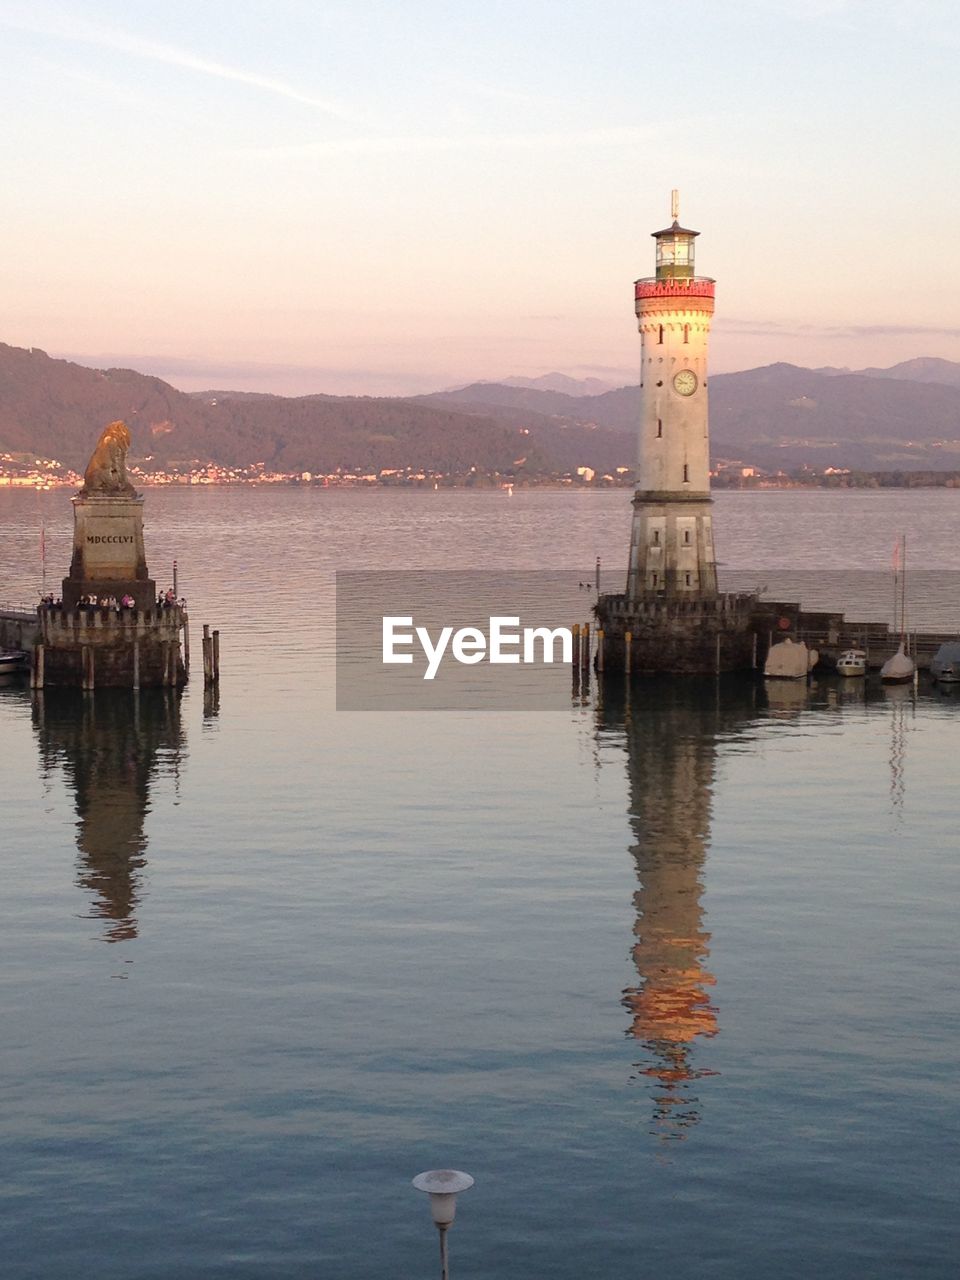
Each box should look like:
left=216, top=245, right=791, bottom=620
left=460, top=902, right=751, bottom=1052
left=1, top=488, right=959, bottom=1278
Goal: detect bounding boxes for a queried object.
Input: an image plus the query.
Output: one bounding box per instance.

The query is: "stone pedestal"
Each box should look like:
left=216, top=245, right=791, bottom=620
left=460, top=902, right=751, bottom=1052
left=61, top=492, right=155, bottom=610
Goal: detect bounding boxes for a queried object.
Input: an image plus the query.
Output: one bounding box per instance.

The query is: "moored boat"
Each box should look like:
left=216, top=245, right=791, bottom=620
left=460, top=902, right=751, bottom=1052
left=0, top=649, right=28, bottom=674
left=881, top=535, right=916, bottom=685
left=880, top=641, right=916, bottom=684
left=930, top=641, right=960, bottom=684
left=763, top=637, right=818, bottom=679
left=836, top=648, right=867, bottom=678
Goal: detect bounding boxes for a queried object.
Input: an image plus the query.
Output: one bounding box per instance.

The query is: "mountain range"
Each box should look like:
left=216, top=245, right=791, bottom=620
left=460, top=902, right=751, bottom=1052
left=2, top=341, right=960, bottom=475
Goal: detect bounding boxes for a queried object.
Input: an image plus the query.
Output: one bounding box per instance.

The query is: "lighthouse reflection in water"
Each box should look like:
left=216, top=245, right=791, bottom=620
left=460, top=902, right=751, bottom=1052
left=598, top=680, right=756, bottom=1140
left=32, top=690, right=184, bottom=943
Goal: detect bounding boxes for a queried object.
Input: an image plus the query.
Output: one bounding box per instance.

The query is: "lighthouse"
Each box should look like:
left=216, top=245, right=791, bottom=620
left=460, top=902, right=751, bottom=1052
left=595, top=193, right=757, bottom=675
left=627, top=191, right=718, bottom=600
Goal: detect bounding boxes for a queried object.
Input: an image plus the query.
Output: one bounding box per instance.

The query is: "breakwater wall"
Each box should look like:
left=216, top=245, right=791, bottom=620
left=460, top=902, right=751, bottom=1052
left=759, top=601, right=956, bottom=672
left=594, top=592, right=957, bottom=676
left=0, top=606, right=40, bottom=650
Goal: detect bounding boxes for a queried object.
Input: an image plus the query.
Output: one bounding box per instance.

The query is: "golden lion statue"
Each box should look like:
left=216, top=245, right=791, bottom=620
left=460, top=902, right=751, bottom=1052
left=81, top=420, right=136, bottom=494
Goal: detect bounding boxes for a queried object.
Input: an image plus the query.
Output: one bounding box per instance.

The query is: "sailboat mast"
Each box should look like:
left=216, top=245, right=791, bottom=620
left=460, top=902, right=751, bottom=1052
left=900, top=534, right=908, bottom=650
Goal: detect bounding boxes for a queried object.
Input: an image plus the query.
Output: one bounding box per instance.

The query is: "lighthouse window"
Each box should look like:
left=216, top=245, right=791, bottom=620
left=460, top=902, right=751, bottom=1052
left=652, top=530, right=660, bottom=545
left=683, top=324, right=690, bottom=343
left=685, top=573, right=692, bottom=586
left=656, top=418, right=662, bottom=438
left=683, top=464, right=689, bottom=483
left=657, top=325, right=664, bottom=344
left=683, top=530, right=691, bottom=544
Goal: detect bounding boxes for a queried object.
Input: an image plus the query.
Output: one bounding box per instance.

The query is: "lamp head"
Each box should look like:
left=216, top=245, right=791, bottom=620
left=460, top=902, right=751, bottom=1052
left=412, top=1169, right=474, bottom=1227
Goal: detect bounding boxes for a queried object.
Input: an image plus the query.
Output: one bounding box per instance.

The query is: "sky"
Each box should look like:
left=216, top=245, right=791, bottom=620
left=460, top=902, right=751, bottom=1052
left=0, top=0, right=959, bottom=396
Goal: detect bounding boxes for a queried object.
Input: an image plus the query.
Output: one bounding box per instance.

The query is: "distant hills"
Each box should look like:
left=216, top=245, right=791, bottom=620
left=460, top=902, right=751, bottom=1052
left=819, top=357, right=960, bottom=388
left=491, top=373, right=618, bottom=397
left=429, top=361, right=960, bottom=472
left=3, top=341, right=960, bottom=475
left=0, top=344, right=552, bottom=476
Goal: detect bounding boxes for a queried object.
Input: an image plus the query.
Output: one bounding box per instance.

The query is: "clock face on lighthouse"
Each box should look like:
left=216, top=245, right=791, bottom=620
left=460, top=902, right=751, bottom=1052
left=673, top=369, right=698, bottom=396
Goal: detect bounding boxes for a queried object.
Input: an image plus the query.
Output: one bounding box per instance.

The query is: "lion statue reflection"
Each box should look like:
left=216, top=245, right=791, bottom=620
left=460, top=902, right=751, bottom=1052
left=81, top=420, right=136, bottom=495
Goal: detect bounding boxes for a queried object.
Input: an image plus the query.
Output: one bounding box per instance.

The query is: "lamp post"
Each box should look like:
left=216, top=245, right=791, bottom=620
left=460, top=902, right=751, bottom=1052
left=412, top=1169, right=474, bottom=1280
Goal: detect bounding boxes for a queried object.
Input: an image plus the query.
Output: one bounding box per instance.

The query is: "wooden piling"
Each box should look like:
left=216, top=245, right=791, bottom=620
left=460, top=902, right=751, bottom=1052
left=183, top=616, right=190, bottom=674
left=82, top=645, right=94, bottom=691
left=132, top=640, right=140, bottom=692
left=203, top=682, right=220, bottom=719
left=715, top=632, right=721, bottom=674
left=212, top=629, right=220, bottom=683
left=624, top=630, right=632, bottom=675
left=572, top=623, right=580, bottom=668
left=31, top=644, right=45, bottom=690
left=581, top=623, right=591, bottom=671
left=596, top=628, right=605, bottom=672
left=202, top=624, right=212, bottom=685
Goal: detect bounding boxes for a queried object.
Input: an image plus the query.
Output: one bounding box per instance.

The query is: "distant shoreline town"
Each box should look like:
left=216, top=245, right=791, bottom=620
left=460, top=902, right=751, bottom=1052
left=5, top=453, right=960, bottom=491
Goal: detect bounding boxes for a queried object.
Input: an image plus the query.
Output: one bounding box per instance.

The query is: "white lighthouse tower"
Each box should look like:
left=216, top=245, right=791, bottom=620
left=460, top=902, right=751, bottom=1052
left=596, top=193, right=756, bottom=674
left=627, top=191, right=718, bottom=600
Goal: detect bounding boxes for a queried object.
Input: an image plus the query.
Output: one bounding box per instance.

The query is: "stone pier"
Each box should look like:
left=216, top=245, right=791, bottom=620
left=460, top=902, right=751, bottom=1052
left=34, top=603, right=187, bottom=688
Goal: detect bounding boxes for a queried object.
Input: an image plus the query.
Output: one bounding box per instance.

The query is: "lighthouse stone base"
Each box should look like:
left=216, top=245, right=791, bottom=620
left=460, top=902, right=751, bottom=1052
left=596, top=591, right=759, bottom=675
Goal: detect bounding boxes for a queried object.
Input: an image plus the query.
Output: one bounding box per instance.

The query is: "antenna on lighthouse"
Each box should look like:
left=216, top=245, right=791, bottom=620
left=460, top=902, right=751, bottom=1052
left=671, top=188, right=679, bottom=221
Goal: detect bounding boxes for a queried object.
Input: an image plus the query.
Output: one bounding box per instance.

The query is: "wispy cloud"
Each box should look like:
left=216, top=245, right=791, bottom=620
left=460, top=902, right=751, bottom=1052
left=242, top=123, right=660, bottom=160
left=0, top=5, right=364, bottom=123
left=721, top=318, right=960, bottom=340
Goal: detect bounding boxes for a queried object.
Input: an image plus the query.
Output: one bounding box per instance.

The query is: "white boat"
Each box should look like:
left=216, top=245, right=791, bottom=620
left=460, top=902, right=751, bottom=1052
left=836, top=648, right=867, bottom=677
left=880, top=641, right=916, bottom=684
left=930, top=641, right=960, bottom=683
left=0, top=649, right=27, bottom=674
left=763, top=637, right=818, bottom=679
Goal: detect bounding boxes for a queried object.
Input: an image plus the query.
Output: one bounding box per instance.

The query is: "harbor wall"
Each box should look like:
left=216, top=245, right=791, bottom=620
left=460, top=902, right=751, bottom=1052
left=0, top=608, right=40, bottom=650
left=595, top=591, right=955, bottom=676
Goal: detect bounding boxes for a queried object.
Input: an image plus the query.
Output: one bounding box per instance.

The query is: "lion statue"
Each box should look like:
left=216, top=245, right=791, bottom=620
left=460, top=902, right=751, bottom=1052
left=81, top=420, right=136, bottom=494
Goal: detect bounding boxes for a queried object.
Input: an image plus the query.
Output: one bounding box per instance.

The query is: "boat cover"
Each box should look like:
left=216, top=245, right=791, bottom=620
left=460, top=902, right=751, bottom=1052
left=880, top=642, right=916, bottom=682
left=764, top=638, right=813, bottom=678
